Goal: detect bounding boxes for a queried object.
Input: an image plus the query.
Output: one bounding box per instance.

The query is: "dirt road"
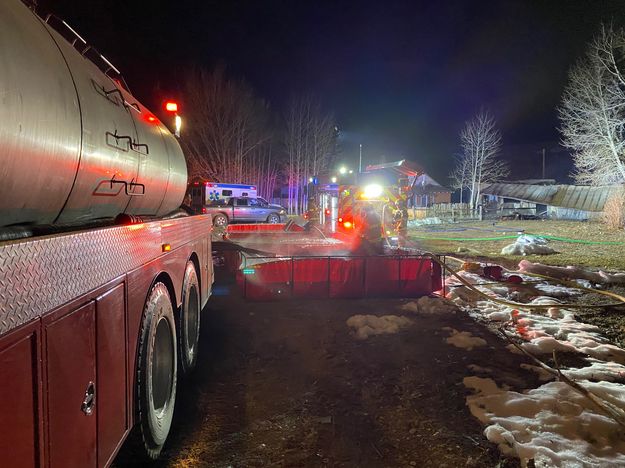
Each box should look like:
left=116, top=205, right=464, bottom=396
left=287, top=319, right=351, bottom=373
left=113, top=290, right=541, bottom=467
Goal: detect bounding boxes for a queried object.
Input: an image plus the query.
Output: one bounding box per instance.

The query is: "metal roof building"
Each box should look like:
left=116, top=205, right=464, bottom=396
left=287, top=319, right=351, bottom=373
left=481, top=183, right=622, bottom=212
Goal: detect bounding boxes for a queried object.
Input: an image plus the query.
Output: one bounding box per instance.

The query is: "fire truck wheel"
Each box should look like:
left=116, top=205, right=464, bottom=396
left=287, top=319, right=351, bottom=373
left=213, top=213, right=228, bottom=227
left=178, top=261, right=200, bottom=374
left=267, top=213, right=280, bottom=224
left=137, top=282, right=177, bottom=459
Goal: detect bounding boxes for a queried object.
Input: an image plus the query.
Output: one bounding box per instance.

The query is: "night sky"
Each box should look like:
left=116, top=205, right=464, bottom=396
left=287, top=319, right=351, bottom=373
left=38, top=0, right=625, bottom=182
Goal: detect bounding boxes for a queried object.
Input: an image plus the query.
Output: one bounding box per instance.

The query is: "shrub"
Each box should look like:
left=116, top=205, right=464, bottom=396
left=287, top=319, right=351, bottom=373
left=602, top=189, right=625, bottom=229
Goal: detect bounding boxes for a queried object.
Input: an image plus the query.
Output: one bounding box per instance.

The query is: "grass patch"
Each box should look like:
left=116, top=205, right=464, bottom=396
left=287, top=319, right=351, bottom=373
left=409, top=220, right=624, bottom=271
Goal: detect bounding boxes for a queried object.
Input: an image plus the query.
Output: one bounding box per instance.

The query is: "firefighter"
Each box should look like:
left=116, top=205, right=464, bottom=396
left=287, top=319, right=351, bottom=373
left=359, top=203, right=384, bottom=253
left=306, top=197, right=320, bottom=227
left=394, top=197, right=408, bottom=246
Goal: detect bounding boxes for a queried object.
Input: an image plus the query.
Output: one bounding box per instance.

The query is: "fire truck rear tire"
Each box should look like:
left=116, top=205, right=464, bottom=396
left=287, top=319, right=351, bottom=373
left=137, top=282, right=177, bottom=460
left=213, top=213, right=228, bottom=227
left=178, top=261, right=200, bottom=375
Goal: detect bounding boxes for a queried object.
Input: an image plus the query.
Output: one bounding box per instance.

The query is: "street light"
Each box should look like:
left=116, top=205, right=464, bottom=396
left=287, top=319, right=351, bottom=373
left=339, top=166, right=347, bottom=175
left=359, top=144, right=363, bottom=173
left=331, top=176, right=337, bottom=183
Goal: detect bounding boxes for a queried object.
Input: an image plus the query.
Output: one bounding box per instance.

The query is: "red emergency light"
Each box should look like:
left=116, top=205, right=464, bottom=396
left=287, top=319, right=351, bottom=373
left=325, top=208, right=331, bottom=215
left=164, top=101, right=178, bottom=113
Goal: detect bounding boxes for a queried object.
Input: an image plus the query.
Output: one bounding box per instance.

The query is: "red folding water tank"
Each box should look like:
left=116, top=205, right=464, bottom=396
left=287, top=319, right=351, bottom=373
left=329, top=258, right=365, bottom=298
left=400, top=257, right=435, bottom=296
left=364, top=257, right=401, bottom=297
left=243, top=260, right=292, bottom=301
left=293, top=258, right=329, bottom=298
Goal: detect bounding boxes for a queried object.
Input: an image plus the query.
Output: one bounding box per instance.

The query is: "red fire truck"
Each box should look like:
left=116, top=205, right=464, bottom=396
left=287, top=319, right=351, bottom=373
left=0, top=1, right=213, bottom=466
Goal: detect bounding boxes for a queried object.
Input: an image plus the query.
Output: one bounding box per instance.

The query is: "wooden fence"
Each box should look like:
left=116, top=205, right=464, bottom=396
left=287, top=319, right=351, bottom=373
left=409, top=203, right=475, bottom=220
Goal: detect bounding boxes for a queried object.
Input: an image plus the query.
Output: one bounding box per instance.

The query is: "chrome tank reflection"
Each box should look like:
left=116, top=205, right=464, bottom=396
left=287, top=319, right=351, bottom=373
left=0, top=0, right=187, bottom=227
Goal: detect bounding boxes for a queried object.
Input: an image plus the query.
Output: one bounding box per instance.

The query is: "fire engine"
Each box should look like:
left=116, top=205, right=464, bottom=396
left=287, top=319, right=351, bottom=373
left=0, top=1, right=213, bottom=466
left=310, top=160, right=421, bottom=245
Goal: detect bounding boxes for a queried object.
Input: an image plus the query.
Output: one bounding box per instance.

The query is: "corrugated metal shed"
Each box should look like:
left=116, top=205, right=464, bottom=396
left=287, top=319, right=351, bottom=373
left=482, top=183, right=622, bottom=212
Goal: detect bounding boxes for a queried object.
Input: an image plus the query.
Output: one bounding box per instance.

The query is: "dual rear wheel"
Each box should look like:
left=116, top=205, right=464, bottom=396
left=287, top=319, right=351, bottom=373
left=136, top=261, right=201, bottom=459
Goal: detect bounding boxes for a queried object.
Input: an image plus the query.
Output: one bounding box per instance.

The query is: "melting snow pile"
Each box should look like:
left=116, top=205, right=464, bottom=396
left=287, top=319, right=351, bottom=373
left=501, top=235, right=557, bottom=256
left=408, top=217, right=442, bottom=226
left=464, top=376, right=625, bottom=467
left=443, top=327, right=487, bottom=350
left=346, top=314, right=413, bottom=340
left=519, top=260, right=625, bottom=285
left=474, top=296, right=625, bottom=364
left=446, top=262, right=625, bottom=466
left=399, top=296, right=458, bottom=315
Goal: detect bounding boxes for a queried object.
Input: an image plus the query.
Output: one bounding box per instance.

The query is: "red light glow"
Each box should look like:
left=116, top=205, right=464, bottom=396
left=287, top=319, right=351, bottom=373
left=343, top=221, right=353, bottom=229
left=165, top=101, right=178, bottom=112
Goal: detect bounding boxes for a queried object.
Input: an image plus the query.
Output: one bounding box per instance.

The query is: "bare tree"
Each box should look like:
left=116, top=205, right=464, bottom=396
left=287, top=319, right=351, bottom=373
left=559, top=25, right=625, bottom=185
left=284, top=96, right=337, bottom=214
left=181, top=66, right=278, bottom=197
left=449, top=153, right=469, bottom=204
left=455, top=110, right=508, bottom=210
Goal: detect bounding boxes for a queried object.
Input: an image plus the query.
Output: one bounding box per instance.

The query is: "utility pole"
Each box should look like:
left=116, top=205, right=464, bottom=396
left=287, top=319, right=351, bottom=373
left=359, top=144, right=362, bottom=173
left=542, top=148, right=546, bottom=179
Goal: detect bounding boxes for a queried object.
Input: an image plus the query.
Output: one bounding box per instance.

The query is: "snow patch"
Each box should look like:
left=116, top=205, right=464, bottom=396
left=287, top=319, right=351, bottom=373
left=519, top=260, right=625, bottom=285
left=447, top=272, right=625, bottom=365
left=399, top=296, right=458, bottom=315
left=464, top=376, right=625, bottom=467
left=408, top=217, right=442, bottom=226
left=562, top=360, right=625, bottom=383
left=346, top=314, right=413, bottom=340
left=501, top=235, right=557, bottom=256
left=443, top=327, right=487, bottom=350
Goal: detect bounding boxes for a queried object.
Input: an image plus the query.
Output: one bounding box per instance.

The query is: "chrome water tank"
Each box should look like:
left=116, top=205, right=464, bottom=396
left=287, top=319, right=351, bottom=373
left=0, top=0, right=187, bottom=227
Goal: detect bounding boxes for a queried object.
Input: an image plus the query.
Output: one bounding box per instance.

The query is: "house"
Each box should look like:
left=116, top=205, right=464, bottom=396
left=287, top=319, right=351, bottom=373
left=410, top=174, right=453, bottom=207
left=363, top=160, right=452, bottom=208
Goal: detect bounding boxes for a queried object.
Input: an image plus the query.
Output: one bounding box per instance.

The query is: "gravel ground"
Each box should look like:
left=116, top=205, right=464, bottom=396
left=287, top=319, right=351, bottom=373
left=114, top=291, right=537, bottom=467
